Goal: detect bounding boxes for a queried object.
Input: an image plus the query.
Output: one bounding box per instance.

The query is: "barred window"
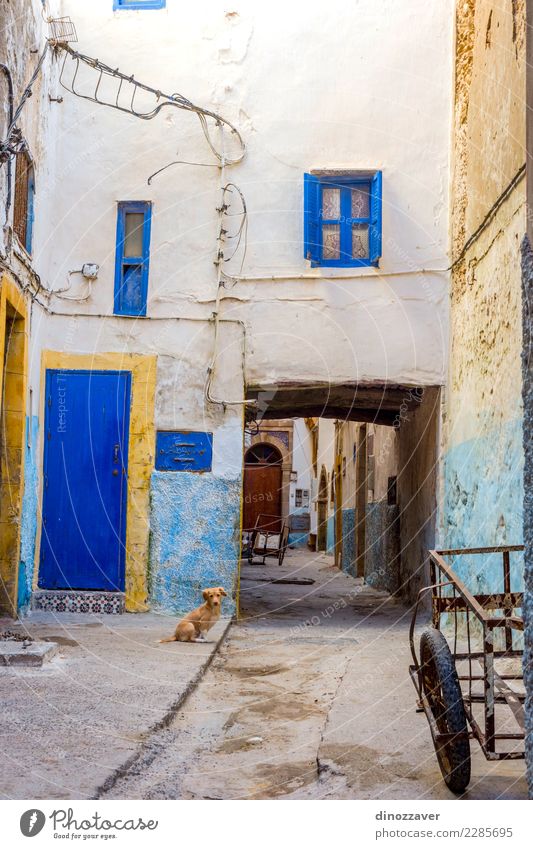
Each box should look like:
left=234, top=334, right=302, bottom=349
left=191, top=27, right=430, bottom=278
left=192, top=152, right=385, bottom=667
left=13, top=150, right=35, bottom=254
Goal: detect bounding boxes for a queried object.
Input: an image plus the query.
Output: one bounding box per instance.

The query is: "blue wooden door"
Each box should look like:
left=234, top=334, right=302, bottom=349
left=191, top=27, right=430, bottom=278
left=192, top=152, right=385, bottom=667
left=39, top=370, right=131, bottom=591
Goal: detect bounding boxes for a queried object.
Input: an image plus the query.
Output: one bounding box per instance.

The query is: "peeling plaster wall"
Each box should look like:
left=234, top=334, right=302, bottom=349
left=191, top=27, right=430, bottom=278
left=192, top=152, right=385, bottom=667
left=0, top=0, right=60, bottom=258
left=1, top=0, right=60, bottom=614
left=17, top=415, right=39, bottom=611
left=444, top=0, right=526, bottom=590
left=149, top=471, right=241, bottom=615
left=149, top=404, right=243, bottom=614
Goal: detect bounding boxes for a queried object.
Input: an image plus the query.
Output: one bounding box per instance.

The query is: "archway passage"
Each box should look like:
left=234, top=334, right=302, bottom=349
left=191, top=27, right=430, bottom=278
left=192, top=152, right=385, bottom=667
left=243, top=443, right=282, bottom=532
left=245, top=381, right=440, bottom=603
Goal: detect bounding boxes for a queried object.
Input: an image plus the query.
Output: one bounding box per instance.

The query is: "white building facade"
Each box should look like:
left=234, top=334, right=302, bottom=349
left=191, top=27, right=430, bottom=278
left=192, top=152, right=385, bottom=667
left=1, top=0, right=453, bottom=615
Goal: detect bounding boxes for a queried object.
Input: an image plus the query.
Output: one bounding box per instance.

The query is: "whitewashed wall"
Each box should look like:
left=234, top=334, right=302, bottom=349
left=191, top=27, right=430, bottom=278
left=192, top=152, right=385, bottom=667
left=34, top=0, right=454, bottom=418
left=16, top=0, right=454, bottom=612
left=289, top=418, right=313, bottom=516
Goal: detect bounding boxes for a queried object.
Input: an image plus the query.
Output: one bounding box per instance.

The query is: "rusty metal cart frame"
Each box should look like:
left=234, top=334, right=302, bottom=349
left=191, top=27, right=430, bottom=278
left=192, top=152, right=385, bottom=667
left=409, top=545, right=525, bottom=793
left=247, top=514, right=289, bottom=566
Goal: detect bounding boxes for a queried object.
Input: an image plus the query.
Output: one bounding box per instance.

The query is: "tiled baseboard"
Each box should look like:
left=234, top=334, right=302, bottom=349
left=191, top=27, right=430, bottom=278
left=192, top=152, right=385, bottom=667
left=32, top=590, right=125, bottom=615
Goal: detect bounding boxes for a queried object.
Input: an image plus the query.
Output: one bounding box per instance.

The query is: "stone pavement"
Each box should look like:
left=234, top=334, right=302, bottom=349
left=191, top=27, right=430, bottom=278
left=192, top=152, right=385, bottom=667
left=1, top=547, right=528, bottom=800
left=102, top=549, right=529, bottom=800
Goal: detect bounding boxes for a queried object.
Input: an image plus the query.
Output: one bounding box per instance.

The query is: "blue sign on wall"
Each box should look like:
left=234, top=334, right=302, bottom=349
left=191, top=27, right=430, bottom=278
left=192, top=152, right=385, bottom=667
left=155, top=431, right=213, bottom=472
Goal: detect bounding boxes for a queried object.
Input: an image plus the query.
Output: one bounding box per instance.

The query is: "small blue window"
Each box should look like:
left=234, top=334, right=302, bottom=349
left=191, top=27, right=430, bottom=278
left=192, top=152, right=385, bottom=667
left=114, top=201, right=152, bottom=317
left=304, top=171, right=382, bottom=267
left=114, top=1, right=165, bottom=9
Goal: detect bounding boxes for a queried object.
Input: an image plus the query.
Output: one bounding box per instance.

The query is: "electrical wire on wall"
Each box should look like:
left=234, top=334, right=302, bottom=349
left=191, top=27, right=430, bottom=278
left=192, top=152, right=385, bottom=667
left=55, top=40, right=251, bottom=404
left=53, top=268, right=95, bottom=301
left=1, top=18, right=252, bottom=404
left=0, top=43, right=50, bottom=165
left=57, top=45, right=245, bottom=167
left=202, top=121, right=254, bottom=408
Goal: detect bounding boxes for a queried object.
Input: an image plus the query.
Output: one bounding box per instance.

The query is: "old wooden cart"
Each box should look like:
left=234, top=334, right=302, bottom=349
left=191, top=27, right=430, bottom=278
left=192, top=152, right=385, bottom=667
left=246, top=513, right=290, bottom=566
left=409, top=545, right=525, bottom=794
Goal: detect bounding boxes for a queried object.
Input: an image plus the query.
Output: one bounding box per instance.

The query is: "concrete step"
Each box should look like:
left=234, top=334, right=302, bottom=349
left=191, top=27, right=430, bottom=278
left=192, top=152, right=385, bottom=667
left=0, top=640, right=58, bottom=667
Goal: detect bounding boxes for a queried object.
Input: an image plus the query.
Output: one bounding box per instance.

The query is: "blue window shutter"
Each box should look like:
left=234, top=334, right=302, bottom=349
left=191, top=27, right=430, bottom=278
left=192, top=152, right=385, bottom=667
left=114, top=201, right=152, bottom=317
left=114, top=1, right=166, bottom=9
left=369, top=170, right=382, bottom=265
left=304, top=173, right=320, bottom=264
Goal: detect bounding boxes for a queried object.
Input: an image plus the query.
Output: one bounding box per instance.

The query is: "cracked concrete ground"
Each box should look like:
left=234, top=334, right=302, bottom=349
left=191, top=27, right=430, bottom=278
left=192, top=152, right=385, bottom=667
left=102, top=549, right=528, bottom=800
left=0, top=609, right=230, bottom=799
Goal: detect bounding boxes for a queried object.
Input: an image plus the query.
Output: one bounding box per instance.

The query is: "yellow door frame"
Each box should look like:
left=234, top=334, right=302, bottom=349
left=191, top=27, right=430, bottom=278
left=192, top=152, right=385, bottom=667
left=0, top=272, right=28, bottom=617
left=35, top=351, right=156, bottom=612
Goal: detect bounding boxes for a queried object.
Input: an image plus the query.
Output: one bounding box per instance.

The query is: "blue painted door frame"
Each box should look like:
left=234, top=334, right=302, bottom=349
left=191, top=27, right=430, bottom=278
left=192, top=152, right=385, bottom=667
left=39, top=370, right=131, bottom=591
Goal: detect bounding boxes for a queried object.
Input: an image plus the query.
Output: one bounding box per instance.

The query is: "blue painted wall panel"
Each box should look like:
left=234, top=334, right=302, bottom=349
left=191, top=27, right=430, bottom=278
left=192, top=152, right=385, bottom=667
left=442, top=417, right=524, bottom=593
left=341, top=508, right=356, bottom=576
left=149, top=470, right=241, bottom=615
left=17, top=415, right=39, bottom=611
left=326, top=515, right=335, bottom=554
left=365, top=502, right=400, bottom=593
left=288, top=508, right=310, bottom=548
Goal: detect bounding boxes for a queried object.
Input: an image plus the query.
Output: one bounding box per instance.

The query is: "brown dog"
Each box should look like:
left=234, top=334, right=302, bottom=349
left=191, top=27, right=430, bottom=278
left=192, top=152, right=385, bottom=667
left=159, top=587, right=227, bottom=643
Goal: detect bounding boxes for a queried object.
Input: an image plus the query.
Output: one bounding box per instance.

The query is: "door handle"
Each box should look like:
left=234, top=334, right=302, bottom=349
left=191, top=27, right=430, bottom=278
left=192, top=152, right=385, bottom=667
left=113, top=444, right=120, bottom=464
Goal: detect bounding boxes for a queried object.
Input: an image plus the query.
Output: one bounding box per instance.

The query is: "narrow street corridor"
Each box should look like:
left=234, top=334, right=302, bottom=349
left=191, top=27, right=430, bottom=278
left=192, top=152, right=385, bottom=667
left=102, top=550, right=528, bottom=800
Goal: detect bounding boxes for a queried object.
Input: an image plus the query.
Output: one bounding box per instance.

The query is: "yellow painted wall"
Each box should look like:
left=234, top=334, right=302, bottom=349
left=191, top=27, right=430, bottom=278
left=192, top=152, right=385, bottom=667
left=0, top=272, right=28, bottom=616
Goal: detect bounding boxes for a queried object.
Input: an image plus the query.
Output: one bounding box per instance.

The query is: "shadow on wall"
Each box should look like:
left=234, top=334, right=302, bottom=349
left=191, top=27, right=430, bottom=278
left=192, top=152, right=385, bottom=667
left=397, top=386, right=441, bottom=603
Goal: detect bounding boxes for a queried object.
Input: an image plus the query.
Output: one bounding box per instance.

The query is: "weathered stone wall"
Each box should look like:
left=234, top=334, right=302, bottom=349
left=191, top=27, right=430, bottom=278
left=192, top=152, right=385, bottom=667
left=521, top=235, right=533, bottom=796
left=0, top=0, right=60, bottom=259
left=365, top=502, right=400, bottom=594
left=1, top=1, right=59, bottom=615
left=447, top=0, right=529, bottom=788
left=341, top=508, right=356, bottom=577
left=443, top=0, right=526, bottom=589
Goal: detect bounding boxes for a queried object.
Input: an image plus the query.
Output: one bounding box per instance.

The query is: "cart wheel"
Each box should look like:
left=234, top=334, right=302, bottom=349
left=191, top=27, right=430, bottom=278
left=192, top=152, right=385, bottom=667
left=420, top=627, right=471, bottom=794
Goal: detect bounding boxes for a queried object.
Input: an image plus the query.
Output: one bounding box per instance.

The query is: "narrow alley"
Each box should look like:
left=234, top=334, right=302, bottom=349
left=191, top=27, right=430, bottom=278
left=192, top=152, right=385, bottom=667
left=0, top=0, right=532, bottom=820
left=101, top=550, right=528, bottom=801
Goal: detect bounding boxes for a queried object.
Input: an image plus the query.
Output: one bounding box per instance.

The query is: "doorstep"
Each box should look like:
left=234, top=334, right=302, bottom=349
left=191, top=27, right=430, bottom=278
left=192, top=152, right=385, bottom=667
left=32, top=589, right=125, bottom=614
